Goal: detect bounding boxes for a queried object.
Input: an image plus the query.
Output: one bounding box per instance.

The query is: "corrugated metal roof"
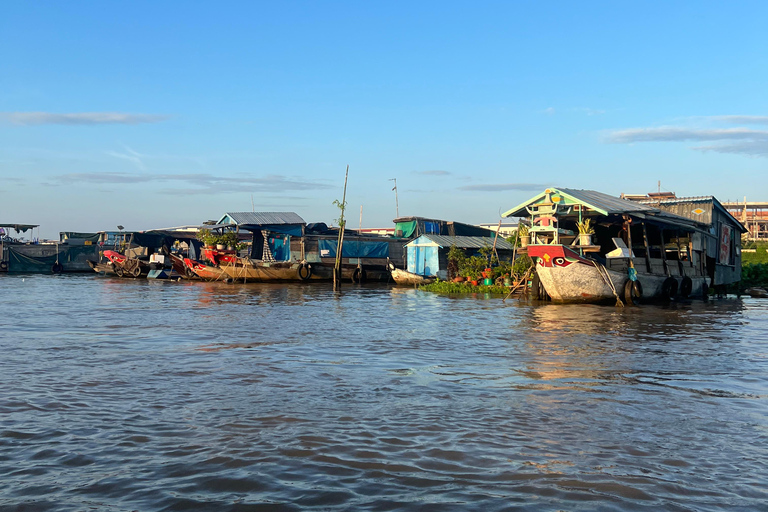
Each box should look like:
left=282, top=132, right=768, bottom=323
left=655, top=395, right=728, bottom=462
left=408, top=234, right=513, bottom=250
left=218, top=212, right=306, bottom=226
left=557, top=188, right=659, bottom=214
left=503, top=187, right=658, bottom=217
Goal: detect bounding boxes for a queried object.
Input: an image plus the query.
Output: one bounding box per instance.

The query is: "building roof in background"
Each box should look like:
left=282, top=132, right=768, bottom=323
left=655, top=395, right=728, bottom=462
left=218, top=212, right=306, bottom=226
left=407, top=234, right=513, bottom=250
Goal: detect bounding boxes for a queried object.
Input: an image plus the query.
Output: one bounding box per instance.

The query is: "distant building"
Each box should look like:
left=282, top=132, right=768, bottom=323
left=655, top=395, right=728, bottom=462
left=721, top=199, right=768, bottom=241
left=477, top=222, right=519, bottom=237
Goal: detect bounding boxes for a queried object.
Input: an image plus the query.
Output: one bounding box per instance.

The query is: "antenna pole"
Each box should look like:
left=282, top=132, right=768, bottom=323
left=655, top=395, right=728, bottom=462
left=389, top=178, right=399, bottom=218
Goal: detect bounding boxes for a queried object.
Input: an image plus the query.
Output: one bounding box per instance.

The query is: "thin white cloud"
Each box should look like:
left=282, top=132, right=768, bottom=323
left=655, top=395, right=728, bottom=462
left=710, top=115, right=768, bottom=125
left=0, top=112, right=171, bottom=126
left=607, top=127, right=768, bottom=143
left=459, top=183, right=546, bottom=192
left=49, top=172, right=334, bottom=194
left=542, top=107, right=556, bottom=115
left=413, top=170, right=451, bottom=176
left=105, top=147, right=147, bottom=170
left=572, top=107, right=606, bottom=116
left=606, top=123, right=768, bottom=157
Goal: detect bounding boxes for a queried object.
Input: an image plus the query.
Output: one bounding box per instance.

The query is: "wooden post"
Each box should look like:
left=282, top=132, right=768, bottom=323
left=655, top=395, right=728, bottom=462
left=334, top=165, right=349, bottom=289
left=641, top=223, right=652, bottom=273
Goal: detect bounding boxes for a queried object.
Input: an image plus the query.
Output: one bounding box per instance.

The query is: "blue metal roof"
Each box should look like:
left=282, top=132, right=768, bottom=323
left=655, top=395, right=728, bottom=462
left=407, top=234, right=513, bottom=250
left=218, top=212, right=306, bottom=226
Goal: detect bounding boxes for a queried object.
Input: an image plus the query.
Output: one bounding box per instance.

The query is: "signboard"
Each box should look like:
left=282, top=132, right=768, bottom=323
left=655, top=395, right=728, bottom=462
left=718, top=224, right=732, bottom=265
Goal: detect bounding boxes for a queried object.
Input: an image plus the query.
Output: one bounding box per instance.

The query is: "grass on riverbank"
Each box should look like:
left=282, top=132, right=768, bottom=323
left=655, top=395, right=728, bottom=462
left=419, top=280, right=511, bottom=295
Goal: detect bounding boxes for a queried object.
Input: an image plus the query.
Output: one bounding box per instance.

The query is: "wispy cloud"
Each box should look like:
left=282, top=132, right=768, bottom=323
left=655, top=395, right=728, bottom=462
left=413, top=170, right=451, bottom=176
left=105, top=147, right=147, bottom=170
left=49, top=172, right=334, bottom=194
left=572, top=107, right=606, bottom=116
left=0, top=112, right=171, bottom=126
left=606, top=121, right=768, bottom=157
left=709, top=115, right=768, bottom=125
left=607, top=127, right=768, bottom=143
left=459, top=183, right=546, bottom=192
left=542, top=107, right=556, bottom=115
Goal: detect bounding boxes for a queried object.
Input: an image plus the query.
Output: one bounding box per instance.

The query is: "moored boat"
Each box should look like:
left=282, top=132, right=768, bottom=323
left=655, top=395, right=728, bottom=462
left=388, top=262, right=435, bottom=285
left=503, top=188, right=746, bottom=304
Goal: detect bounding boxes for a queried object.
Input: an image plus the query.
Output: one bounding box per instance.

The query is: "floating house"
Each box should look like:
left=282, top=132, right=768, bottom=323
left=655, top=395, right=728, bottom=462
left=404, top=234, right=514, bottom=280
left=215, top=212, right=399, bottom=282
left=393, top=217, right=496, bottom=238
left=503, top=187, right=746, bottom=303
left=626, top=194, right=746, bottom=287
left=1, top=224, right=100, bottom=273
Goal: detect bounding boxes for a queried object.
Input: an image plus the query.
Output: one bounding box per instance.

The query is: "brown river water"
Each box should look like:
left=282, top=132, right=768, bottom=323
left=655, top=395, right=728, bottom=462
left=1, top=274, right=767, bottom=511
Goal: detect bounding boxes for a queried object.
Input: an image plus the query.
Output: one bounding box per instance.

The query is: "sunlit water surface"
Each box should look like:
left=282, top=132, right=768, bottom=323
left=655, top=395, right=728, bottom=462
left=1, top=274, right=767, bottom=511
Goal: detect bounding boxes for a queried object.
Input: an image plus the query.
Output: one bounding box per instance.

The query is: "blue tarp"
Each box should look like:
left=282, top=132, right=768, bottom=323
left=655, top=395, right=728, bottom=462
left=268, top=235, right=290, bottom=261
left=318, top=239, right=389, bottom=258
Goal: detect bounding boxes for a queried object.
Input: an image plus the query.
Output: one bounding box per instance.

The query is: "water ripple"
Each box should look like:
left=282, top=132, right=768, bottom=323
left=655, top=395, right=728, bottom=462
left=0, top=275, right=767, bottom=510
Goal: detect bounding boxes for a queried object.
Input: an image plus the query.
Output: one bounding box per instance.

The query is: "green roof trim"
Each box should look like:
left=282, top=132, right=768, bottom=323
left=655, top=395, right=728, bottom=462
left=502, top=187, right=609, bottom=217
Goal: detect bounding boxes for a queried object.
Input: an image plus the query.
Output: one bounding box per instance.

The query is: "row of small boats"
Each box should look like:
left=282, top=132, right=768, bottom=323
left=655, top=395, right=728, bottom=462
left=88, top=248, right=427, bottom=285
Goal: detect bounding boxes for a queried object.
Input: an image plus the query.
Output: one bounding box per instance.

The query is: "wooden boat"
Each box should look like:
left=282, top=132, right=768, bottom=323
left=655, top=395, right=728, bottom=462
left=103, top=250, right=150, bottom=278
left=504, top=188, right=746, bottom=304
left=182, top=257, right=230, bottom=282
left=388, top=262, right=435, bottom=285
left=87, top=259, right=117, bottom=276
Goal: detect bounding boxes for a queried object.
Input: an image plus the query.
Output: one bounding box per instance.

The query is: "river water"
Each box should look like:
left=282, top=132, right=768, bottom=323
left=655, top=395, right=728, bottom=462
left=1, top=274, right=766, bottom=511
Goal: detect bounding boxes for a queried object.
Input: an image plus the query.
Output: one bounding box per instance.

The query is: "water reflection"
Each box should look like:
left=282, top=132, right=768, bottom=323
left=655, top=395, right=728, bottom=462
left=0, top=275, right=766, bottom=510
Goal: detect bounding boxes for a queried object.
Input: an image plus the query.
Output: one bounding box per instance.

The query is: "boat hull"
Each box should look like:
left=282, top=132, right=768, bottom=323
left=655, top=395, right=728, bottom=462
left=183, top=258, right=230, bottom=281
left=528, top=245, right=709, bottom=303
left=389, top=267, right=435, bottom=286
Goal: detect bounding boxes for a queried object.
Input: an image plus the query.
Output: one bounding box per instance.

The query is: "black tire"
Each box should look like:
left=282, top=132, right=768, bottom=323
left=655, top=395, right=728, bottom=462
left=131, top=265, right=141, bottom=278
left=0, top=261, right=8, bottom=271
left=115, top=266, right=124, bottom=277
left=624, top=279, right=643, bottom=305
left=352, top=267, right=366, bottom=283
left=680, top=277, right=693, bottom=298
left=661, top=277, right=678, bottom=300
left=185, top=266, right=196, bottom=279
left=297, top=263, right=312, bottom=281
left=51, top=263, right=64, bottom=274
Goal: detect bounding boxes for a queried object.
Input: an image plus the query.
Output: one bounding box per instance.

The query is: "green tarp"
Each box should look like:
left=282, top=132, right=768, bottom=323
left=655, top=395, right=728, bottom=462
left=5, top=245, right=99, bottom=273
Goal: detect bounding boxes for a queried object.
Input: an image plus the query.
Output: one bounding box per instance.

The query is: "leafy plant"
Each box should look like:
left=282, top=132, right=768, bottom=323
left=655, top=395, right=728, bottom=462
left=517, top=223, right=530, bottom=237
left=576, top=218, right=595, bottom=235
left=332, top=199, right=347, bottom=228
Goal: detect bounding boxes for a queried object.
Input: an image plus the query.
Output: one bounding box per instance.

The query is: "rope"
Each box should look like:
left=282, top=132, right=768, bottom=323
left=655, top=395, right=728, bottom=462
left=591, top=260, right=624, bottom=307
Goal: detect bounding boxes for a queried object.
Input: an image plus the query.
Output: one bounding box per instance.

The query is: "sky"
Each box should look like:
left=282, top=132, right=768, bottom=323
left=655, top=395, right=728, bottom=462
left=2, top=1, right=767, bottom=239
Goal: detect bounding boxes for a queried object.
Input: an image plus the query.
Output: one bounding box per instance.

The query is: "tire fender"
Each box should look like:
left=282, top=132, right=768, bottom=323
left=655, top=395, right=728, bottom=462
left=623, top=279, right=643, bottom=305
left=297, top=263, right=312, bottom=281
left=680, top=277, right=693, bottom=298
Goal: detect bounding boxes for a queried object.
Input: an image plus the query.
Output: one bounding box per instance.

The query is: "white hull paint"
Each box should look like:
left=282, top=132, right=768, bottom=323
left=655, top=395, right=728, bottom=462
left=528, top=245, right=709, bottom=303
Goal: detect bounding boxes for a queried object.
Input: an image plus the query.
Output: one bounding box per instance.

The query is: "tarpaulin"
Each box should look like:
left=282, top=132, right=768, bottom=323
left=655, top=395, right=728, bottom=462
left=318, top=239, right=389, bottom=258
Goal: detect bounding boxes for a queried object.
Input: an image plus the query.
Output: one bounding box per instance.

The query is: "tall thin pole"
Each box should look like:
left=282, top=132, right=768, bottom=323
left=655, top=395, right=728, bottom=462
left=334, top=165, right=349, bottom=289
left=389, top=178, right=399, bottom=218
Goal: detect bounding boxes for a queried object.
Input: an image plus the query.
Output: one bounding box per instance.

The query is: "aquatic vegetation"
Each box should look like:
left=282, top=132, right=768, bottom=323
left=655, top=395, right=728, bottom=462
left=419, top=279, right=510, bottom=295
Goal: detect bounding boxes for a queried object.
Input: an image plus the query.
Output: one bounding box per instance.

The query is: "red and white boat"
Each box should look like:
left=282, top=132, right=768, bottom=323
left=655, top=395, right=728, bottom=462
left=504, top=188, right=746, bottom=304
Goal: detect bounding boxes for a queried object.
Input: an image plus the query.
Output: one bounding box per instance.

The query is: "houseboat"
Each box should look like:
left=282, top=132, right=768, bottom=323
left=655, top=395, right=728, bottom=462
left=503, top=188, right=745, bottom=304
left=390, top=234, right=514, bottom=285
left=1, top=224, right=100, bottom=273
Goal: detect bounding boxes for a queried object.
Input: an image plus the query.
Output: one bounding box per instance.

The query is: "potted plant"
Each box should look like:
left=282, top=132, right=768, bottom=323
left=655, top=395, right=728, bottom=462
left=517, top=224, right=530, bottom=247
left=576, top=218, right=595, bottom=246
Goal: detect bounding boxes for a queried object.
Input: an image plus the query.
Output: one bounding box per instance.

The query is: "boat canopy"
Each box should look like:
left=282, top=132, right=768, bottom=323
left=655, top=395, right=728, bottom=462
left=0, top=223, right=39, bottom=233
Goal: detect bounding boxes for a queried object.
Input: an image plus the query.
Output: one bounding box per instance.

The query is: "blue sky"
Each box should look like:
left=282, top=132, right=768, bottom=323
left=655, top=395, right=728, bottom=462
left=2, top=1, right=767, bottom=238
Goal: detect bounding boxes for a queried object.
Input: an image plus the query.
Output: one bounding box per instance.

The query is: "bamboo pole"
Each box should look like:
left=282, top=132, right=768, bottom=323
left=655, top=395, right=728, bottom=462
left=334, top=165, right=349, bottom=289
